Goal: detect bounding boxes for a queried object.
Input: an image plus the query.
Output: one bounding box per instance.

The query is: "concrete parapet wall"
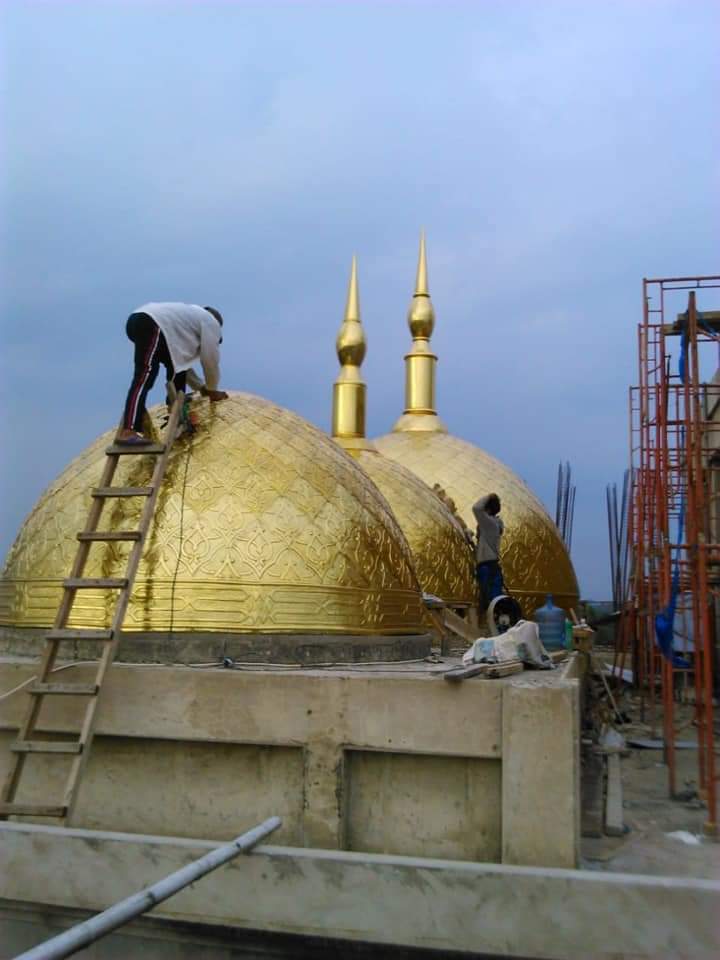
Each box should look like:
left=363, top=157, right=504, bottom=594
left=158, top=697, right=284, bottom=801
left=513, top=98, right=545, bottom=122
left=1, top=823, right=718, bottom=960
left=0, top=656, right=580, bottom=866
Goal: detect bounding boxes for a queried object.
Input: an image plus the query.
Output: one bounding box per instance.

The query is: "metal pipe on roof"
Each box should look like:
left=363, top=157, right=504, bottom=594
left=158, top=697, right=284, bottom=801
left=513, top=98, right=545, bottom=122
left=14, top=816, right=282, bottom=960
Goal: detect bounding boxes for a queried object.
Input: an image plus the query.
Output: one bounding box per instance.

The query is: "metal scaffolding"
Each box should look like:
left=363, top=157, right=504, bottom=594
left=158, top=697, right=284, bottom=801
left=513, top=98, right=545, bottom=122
left=619, top=275, right=720, bottom=836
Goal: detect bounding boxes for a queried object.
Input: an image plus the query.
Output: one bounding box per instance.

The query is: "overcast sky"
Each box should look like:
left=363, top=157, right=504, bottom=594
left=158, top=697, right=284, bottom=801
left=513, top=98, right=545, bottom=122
left=1, top=0, right=718, bottom=598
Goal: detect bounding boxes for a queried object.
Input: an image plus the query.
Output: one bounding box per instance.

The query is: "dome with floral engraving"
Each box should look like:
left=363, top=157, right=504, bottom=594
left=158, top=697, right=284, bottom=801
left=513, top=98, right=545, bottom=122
left=0, top=393, right=426, bottom=636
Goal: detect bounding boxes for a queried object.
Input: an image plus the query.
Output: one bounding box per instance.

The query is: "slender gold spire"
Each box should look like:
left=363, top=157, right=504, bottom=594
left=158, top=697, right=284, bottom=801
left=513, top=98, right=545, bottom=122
left=332, top=256, right=373, bottom=451
left=415, top=229, right=429, bottom=295
left=393, top=231, right=447, bottom=433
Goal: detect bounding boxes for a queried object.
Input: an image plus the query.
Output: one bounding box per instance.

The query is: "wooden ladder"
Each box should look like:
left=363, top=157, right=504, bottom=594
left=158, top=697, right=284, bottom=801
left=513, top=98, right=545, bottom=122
left=0, top=395, right=185, bottom=824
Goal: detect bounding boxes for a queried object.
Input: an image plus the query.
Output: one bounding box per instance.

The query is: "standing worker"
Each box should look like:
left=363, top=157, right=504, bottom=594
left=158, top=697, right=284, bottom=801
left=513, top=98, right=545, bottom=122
left=118, top=302, right=228, bottom=445
left=472, top=493, right=506, bottom=610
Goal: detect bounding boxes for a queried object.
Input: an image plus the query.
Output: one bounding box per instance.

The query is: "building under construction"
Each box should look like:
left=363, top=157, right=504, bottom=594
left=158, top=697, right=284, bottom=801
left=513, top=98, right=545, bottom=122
left=616, top=275, right=720, bottom=838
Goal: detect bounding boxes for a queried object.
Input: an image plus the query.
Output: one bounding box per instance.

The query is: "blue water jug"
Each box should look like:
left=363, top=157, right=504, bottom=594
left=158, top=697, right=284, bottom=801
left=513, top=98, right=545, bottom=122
left=534, top=594, right=566, bottom=651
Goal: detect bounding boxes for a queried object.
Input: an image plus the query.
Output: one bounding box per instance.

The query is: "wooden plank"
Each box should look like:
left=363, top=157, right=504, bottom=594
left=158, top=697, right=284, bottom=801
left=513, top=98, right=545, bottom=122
left=91, top=487, right=153, bottom=498
left=28, top=683, right=98, bottom=696
left=442, top=608, right=478, bottom=643
left=444, top=659, right=524, bottom=682
left=485, top=661, right=524, bottom=679
left=105, top=443, right=165, bottom=455
left=422, top=595, right=445, bottom=610
left=444, top=663, right=489, bottom=682
left=63, top=578, right=128, bottom=589
left=11, top=741, right=82, bottom=754
left=77, top=531, right=141, bottom=542
left=605, top=753, right=625, bottom=837
left=0, top=803, right=67, bottom=818
left=47, top=629, right=113, bottom=642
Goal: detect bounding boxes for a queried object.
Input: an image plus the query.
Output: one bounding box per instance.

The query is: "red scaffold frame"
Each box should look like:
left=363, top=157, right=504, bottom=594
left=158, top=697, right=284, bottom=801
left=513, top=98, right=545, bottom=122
left=621, top=275, right=720, bottom=836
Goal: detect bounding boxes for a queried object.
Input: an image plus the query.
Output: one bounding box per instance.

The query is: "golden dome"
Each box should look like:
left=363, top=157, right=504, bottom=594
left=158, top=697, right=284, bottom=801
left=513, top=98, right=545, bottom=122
left=352, top=450, right=476, bottom=605
left=375, top=431, right=579, bottom=615
left=373, top=235, right=579, bottom=616
left=330, top=257, right=476, bottom=606
left=0, top=393, right=426, bottom=635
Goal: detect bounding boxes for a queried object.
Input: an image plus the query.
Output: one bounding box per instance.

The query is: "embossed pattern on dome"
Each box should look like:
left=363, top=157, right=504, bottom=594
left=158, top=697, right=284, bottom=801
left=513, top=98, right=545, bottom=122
left=0, top=393, right=425, bottom=635
left=355, top=450, right=475, bottom=605
left=374, top=430, right=579, bottom=616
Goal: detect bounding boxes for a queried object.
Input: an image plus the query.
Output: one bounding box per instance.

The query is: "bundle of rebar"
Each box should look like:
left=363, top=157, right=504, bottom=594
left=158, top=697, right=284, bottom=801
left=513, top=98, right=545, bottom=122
left=606, top=470, right=631, bottom=609
left=555, top=460, right=576, bottom=552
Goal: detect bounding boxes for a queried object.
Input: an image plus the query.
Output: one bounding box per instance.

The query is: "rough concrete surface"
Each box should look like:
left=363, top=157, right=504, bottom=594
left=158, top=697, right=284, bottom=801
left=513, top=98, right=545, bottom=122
left=582, top=734, right=720, bottom=880
left=0, top=823, right=717, bottom=960
left=502, top=679, right=580, bottom=867
left=0, top=656, right=581, bottom=866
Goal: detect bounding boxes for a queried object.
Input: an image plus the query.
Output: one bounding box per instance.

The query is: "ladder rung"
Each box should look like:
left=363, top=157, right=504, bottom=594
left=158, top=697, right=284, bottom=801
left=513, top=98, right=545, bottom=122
left=29, top=683, right=99, bottom=696
left=105, top=443, right=166, bottom=455
left=0, top=802, right=67, bottom=818
left=11, top=740, right=83, bottom=754
left=63, top=578, right=128, bottom=589
left=47, top=628, right=114, bottom=642
left=77, top=531, right=141, bottom=542
left=91, top=486, right=153, bottom=498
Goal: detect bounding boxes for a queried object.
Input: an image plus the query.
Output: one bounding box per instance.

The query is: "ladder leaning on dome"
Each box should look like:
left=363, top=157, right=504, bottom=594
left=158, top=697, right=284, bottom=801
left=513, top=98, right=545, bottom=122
left=0, top=393, right=186, bottom=825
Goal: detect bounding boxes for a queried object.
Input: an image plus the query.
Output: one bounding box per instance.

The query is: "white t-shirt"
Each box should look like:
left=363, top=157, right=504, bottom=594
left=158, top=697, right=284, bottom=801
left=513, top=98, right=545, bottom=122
left=134, top=302, right=221, bottom=390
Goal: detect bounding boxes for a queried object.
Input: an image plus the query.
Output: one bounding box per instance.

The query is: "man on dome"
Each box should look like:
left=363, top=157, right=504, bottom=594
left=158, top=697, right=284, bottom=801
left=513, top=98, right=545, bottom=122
left=118, top=302, right=228, bottom=445
left=472, top=493, right=506, bottom=611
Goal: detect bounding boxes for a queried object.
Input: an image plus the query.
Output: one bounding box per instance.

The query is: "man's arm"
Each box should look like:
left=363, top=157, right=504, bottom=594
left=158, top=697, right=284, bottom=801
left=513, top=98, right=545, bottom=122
left=186, top=369, right=205, bottom=392
left=199, top=317, right=221, bottom=391
left=472, top=495, right=491, bottom=525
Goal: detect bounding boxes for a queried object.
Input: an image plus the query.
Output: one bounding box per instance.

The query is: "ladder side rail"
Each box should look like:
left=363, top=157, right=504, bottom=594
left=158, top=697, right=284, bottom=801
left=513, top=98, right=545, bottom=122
left=63, top=395, right=185, bottom=821
left=0, top=455, right=121, bottom=809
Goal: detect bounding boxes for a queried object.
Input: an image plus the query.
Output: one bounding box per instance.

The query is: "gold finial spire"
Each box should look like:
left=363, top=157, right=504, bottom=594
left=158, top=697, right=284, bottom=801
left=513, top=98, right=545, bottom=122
left=393, top=231, right=447, bottom=433
left=415, top=229, right=429, bottom=296
left=332, top=256, right=373, bottom=451
left=344, top=254, right=360, bottom=323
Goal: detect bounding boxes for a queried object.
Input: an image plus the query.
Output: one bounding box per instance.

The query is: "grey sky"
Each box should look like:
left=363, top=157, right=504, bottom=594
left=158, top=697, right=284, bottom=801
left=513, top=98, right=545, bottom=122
left=1, top=0, right=718, bottom=598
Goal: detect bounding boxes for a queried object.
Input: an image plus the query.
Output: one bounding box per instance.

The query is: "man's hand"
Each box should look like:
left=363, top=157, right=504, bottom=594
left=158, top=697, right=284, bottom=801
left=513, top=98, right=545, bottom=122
left=206, top=389, right=229, bottom=402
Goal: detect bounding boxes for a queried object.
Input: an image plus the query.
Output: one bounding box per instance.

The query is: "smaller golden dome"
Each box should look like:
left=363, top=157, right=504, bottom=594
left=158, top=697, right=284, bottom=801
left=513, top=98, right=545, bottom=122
left=354, top=450, right=475, bottom=605
left=331, top=256, right=475, bottom=606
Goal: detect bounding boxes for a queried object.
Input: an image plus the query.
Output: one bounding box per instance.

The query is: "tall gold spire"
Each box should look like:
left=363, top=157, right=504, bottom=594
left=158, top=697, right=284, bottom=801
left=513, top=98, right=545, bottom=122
left=393, top=231, right=447, bottom=433
left=414, top=229, right=430, bottom=296
left=332, top=256, right=373, bottom=451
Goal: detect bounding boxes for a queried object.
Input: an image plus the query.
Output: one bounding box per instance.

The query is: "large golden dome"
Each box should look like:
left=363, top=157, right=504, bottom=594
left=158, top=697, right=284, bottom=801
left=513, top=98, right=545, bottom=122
left=0, top=392, right=426, bottom=635
left=374, top=235, right=579, bottom=616
left=331, top=257, right=475, bottom=606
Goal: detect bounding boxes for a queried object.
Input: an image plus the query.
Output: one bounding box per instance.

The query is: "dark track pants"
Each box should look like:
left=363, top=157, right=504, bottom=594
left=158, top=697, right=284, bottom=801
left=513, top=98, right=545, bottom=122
left=123, top=312, right=186, bottom=432
left=476, top=560, right=506, bottom=611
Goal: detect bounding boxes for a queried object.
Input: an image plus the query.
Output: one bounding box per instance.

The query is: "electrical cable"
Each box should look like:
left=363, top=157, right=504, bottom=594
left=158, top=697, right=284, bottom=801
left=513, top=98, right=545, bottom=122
left=0, top=661, right=96, bottom=702
left=168, top=410, right=194, bottom=641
